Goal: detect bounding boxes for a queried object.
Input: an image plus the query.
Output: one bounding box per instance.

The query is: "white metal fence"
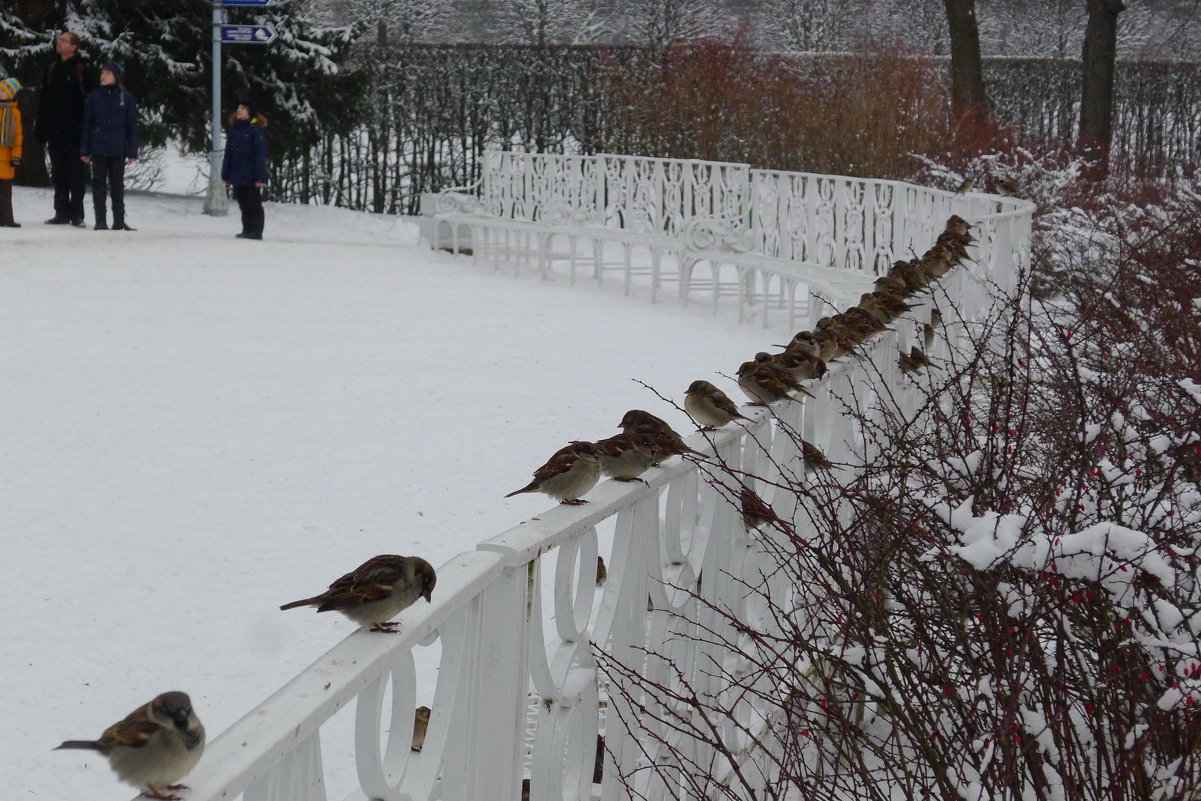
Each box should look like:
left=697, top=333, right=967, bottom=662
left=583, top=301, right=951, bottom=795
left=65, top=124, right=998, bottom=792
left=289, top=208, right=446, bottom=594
left=171, top=153, right=1033, bottom=801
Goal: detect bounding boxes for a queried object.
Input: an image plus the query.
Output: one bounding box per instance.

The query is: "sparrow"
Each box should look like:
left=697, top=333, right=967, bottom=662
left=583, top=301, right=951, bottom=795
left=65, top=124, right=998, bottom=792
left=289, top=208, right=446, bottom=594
left=923, top=307, right=942, bottom=350
left=596, top=556, right=607, bottom=586
left=945, top=215, right=973, bottom=239
left=280, top=554, right=437, bottom=632
left=899, top=346, right=932, bottom=373
left=684, top=380, right=748, bottom=430
left=755, top=350, right=826, bottom=381
left=994, top=179, right=1018, bottom=197
left=506, top=441, right=601, bottom=504
left=954, top=178, right=973, bottom=194
left=812, top=327, right=854, bottom=362
left=740, top=486, right=784, bottom=530
left=737, top=360, right=810, bottom=405
left=55, top=692, right=205, bottom=801
left=800, top=439, right=832, bottom=470
left=411, top=706, right=431, bottom=751
left=619, top=409, right=703, bottom=458
left=778, top=330, right=820, bottom=358
left=594, top=432, right=659, bottom=482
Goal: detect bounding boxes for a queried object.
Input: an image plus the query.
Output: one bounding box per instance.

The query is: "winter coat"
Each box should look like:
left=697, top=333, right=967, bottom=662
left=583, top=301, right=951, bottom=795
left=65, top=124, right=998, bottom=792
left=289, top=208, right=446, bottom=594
left=35, top=54, right=94, bottom=145
left=80, top=84, right=139, bottom=159
left=0, top=102, right=21, bottom=181
left=221, top=119, right=268, bottom=187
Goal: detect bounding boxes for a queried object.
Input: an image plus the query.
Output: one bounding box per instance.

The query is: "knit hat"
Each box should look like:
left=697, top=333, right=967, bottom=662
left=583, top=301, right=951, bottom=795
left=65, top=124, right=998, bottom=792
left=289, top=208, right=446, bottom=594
left=100, top=61, right=124, bottom=81
left=0, top=77, right=21, bottom=102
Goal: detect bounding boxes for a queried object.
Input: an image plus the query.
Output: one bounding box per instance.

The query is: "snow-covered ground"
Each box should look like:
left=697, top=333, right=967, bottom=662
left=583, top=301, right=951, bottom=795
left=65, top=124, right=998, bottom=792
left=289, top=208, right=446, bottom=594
left=0, top=185, right=781, bottom=800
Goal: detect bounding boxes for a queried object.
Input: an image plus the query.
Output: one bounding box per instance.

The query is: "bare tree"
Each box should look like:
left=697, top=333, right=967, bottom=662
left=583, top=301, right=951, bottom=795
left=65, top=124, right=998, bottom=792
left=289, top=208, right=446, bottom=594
left=978, top=0, right=1086, bottom=57
left=1078, top=0, right=1124, bottom=178
left=941, top=0, right=993, bottom=146
left=612, top=0, right=729, bottom=50
left=866, top=0, right=950, bottom=55
left=494, top=0, right=603, bottom=46
left=758, top=0, right=861, bottom=52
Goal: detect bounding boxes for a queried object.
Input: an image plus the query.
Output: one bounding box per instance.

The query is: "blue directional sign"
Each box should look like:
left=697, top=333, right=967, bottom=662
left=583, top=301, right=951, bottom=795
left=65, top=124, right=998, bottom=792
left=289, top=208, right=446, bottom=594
left=220, top=25, right=277, bottom=44
left=222, top=0, right=271, bottom=6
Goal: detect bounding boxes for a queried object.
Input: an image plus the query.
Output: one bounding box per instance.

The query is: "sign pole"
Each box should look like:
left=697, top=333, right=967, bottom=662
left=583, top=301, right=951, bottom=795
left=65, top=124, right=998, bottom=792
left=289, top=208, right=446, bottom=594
left=204, top=0, right=228, bottom=215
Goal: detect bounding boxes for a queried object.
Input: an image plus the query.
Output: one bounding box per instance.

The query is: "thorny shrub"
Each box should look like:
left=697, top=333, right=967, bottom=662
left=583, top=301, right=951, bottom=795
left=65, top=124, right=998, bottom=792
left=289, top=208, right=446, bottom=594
left=598, top=194, right=1201, bottom=799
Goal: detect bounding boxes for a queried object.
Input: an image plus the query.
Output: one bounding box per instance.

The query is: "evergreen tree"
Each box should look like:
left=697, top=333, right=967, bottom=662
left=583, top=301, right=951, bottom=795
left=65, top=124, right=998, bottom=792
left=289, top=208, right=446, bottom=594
left=1, top=0, right=360, bottom=181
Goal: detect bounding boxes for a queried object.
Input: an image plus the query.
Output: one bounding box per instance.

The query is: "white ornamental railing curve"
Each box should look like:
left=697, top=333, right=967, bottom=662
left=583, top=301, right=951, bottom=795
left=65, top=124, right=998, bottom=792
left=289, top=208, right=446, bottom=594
left=164, top=155, right=1033, bottom=801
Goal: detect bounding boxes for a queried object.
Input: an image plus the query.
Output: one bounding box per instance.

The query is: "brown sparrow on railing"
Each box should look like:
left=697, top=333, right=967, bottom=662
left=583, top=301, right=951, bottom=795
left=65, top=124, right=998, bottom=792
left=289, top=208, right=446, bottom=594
left=506, top=440, right=601, bottom=504
left=684, top=380, right=748, bottom=430
left=619, top=409, right=703, bottom=458
left=55, top=692, right=205, bottom=801
left=594, top=432, right=659, bottom=482
left=737, top=360, right=810, bottom=405
left=280, top=554, right=437, bottom=632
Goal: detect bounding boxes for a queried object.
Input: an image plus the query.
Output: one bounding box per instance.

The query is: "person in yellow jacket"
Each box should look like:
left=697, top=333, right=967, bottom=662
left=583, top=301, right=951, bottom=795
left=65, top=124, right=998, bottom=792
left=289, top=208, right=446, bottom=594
left=0, top=76, right=23, bottom=227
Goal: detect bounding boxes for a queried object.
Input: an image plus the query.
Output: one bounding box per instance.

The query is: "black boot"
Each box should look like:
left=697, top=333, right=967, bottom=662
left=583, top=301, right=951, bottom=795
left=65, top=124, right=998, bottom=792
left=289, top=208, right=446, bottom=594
left=94, top=207, right=107, bottom=231
left=112, top=216, right=134, bottom=231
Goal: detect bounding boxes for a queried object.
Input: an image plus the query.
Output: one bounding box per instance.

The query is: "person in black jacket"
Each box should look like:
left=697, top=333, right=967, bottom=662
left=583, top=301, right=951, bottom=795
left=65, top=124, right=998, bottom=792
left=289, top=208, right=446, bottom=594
left=221, top=101, right=268, bottom=240
left=35, top=31, right=94, bottom=226
left=80, top=61, right=139, bottom=231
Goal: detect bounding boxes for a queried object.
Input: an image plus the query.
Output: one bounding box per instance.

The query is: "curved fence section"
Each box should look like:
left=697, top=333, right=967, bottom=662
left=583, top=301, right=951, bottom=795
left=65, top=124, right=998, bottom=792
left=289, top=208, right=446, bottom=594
left=173, top=154, right=1033, bottom=801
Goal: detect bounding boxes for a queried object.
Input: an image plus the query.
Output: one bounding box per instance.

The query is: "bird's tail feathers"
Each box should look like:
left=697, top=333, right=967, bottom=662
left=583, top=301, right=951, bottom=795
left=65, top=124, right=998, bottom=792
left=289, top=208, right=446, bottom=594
left=280, top=597, right=320, bottom=611
left=55, top=740, right=106, bottom=752
left=504, top=483, right=537, bottom=498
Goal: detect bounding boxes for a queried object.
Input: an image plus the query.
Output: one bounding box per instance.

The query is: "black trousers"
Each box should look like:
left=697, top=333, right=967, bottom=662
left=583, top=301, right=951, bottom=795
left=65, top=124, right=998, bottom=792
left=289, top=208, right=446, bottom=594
left=91, top=155, right=126, bottom=224
left=233, top=184, right=265, bottom=237
left=47, top=138, right=87, bottom=221
left=0, top=178, right=14, bottom=224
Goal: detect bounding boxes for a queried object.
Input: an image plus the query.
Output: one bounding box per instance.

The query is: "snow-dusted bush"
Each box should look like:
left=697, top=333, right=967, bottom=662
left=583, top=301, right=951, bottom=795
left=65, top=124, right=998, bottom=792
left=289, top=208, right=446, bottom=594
left=599, top=202, right=1201, bottom=798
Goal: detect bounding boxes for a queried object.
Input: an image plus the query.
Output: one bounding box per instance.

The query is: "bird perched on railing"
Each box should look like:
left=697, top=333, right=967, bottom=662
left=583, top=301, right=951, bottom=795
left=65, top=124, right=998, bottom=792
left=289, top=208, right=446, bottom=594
left=994, top=178, right=1018, bottom=197
left=619, top=409, right=703, bottom=458
left=684, top=379, right=748, bottom=430
left=779, top=329, right=821, bottom=358
left=737, top=359, right=810, bottom=405
left=857, top=290, right=919, bottom=325
left=594, top=432, right=659, bottom=482
left=954, top=178, right=973, bottom=194
left=756, top=349, right=827, bottom=381
left=55, top=692, right=205, bottom=801
left=506, top=440, right=601, bottom=504
left=280, top=554, right=437, bottom=633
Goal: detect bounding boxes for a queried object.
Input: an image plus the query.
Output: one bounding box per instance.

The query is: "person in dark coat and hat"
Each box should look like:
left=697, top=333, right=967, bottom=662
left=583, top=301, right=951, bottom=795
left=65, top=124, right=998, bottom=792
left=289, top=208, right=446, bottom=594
left=221, top=101, right=268, bottom=240
left=36, top=31, right=95, bottom=226
left=80, top=61, right=139, bottom=230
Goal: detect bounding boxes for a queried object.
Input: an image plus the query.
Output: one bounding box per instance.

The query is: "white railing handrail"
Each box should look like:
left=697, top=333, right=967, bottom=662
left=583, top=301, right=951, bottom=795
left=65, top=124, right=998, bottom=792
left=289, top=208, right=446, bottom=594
left=170, top=152, right=1034, bottom=801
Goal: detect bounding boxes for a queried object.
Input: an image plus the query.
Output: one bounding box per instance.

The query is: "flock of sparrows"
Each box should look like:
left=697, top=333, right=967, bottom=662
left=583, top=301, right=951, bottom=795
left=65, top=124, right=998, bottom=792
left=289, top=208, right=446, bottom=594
left=57, top=216, right=973, bottom=801
left=508, top=214, right=976, bottom=510
left=57, top=554, right=438, bottom=798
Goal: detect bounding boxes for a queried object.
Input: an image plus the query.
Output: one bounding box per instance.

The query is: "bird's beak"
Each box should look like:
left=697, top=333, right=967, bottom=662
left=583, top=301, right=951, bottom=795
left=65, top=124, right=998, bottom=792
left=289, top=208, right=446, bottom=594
left=184, top=729, right=202, bottom=749
left=423, top=590, right=433, bottom=603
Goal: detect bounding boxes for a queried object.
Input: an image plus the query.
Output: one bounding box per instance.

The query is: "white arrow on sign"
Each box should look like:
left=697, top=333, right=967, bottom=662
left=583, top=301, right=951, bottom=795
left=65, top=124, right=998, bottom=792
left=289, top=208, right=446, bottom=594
left=219, top=24, right=276, bottom=44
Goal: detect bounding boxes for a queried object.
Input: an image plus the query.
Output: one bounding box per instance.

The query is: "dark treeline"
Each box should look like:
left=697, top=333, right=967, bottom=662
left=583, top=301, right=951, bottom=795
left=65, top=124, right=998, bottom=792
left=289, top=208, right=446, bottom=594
left=274, top=44, right=1201, bottom=215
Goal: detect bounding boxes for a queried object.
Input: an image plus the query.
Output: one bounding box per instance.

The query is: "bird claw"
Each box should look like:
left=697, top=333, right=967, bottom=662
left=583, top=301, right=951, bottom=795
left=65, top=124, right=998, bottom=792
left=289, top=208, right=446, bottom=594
left=143, top=788, right=183, bottom=801
left=369, top=622, right=402, bottom=633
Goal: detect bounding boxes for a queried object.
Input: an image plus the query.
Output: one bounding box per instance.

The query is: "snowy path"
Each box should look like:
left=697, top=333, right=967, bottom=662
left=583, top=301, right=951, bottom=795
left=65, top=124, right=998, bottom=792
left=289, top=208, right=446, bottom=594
left=0, top=187, right=782, bottom=800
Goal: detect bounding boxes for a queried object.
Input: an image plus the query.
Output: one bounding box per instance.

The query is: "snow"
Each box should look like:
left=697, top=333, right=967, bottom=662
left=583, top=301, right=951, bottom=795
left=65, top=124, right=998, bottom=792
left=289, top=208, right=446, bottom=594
left=0, top=185, right=778, bottom=801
